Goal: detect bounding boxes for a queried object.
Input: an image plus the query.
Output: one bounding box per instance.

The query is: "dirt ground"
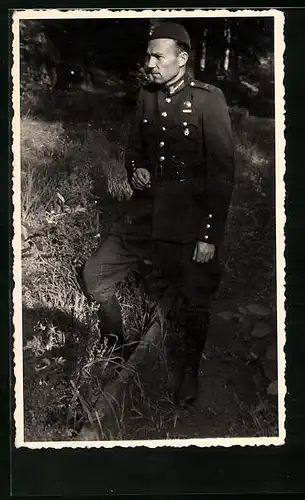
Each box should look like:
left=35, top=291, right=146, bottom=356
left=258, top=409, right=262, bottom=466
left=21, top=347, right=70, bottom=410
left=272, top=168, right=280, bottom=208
left=121, top=299, right=278, bottom=441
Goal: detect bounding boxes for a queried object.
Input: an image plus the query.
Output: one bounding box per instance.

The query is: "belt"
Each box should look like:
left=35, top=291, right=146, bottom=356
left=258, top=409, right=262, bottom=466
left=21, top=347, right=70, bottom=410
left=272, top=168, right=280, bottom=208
left=155, top=163, right=203, bottom=181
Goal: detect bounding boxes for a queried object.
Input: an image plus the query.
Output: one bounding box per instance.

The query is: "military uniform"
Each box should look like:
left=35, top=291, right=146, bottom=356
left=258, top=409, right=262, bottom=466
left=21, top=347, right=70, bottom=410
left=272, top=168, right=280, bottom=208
left=83, top=23, right=235, bottom=405
left=123, top=74, right=234, bottom=244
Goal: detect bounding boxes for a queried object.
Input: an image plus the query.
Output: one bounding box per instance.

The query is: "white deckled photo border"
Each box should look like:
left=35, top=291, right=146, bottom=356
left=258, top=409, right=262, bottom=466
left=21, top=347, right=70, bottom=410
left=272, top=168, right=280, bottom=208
left=12, top=8, right=286, bottom=449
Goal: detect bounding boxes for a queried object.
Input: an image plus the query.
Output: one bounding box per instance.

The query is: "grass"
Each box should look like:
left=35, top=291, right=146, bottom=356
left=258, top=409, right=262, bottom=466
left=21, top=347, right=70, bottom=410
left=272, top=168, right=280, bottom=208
left=20, top=87, right=278, bottom=442
left=20, top=99, right=154, bottom=440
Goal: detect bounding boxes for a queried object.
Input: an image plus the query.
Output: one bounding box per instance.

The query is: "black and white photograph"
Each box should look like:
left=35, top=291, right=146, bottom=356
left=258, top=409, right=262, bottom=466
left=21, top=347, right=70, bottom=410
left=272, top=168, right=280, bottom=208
left=12, top=9, right=286, bottom=447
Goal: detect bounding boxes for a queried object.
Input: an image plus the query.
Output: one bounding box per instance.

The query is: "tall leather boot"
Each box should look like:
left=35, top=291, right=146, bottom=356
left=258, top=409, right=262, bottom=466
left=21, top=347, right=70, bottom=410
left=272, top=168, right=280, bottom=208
left=97, top=294, right=128, bottom=361
left=175, top=311, right=210, bottom=407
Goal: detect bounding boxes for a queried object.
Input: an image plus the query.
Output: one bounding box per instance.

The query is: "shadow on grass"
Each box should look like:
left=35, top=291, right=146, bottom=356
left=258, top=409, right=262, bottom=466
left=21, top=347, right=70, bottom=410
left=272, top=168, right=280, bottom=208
left=22, top=304, right=101, bottom=440
left=22, top=304, right=93, bottom=378
left=24, top=89, right=133, bottom=128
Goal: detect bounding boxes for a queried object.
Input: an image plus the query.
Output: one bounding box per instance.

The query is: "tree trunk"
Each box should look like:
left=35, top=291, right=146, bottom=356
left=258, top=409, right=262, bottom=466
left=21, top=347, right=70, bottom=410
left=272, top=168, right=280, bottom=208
left=200, top=28, right=208, bottom=70
left=223, top=22, right=231, bottom=72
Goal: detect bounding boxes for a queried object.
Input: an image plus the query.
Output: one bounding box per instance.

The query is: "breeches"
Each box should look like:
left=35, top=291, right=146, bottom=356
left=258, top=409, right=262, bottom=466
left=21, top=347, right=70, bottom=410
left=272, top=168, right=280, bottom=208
left=83, top=231, right=220, bottom=320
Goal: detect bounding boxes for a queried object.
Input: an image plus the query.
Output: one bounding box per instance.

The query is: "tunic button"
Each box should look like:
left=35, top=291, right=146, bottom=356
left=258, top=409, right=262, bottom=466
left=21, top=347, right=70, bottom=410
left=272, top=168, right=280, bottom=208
left=143, top=119, right=148, bottom=123
left=159, top=141, right=165, bottom=147
left=161, top=112, right=167, bottom=117
left=205, top=235, right=209, bottom=240
left=208, top=214, right=213, bottom=219
left=206, top=224, right=211, bottom=229
left=160, top=156, right=165, bottom=161
left=165, top=97, right=171, bottom=103
left=183, top=121, right=188, bottom=126
left=162, top=126, right=166, bottom=131
left=190, top=81, right=195, bottom=86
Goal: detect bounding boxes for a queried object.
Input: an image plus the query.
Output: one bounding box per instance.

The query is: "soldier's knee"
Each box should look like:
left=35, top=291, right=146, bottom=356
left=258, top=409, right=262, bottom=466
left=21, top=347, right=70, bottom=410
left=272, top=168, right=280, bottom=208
left=82, top=257, right=99, bottom=297
left=82, top=257, right=114, bottom=303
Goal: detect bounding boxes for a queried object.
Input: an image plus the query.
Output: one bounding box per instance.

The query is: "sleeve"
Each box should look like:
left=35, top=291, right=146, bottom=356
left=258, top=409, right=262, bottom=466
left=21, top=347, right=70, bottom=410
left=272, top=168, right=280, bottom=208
left=198, top=88, right=235, bottom=246
left=125, top=88, right=144, bottom=185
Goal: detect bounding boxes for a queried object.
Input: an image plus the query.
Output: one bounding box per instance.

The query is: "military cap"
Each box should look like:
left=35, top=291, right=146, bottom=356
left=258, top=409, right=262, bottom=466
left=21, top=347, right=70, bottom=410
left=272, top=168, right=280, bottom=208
left=148, top=22, right=191, bottom=51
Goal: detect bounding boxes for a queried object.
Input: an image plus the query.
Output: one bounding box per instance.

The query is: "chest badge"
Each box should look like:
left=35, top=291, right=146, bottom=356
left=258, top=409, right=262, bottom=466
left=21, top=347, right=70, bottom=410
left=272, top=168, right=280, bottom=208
left=182, top=100, right=192, bottom=113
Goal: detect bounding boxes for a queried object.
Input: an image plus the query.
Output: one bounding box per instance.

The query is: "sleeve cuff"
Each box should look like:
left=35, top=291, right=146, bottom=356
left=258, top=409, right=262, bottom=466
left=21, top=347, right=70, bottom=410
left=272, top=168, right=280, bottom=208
left=198, top=212, right=226, bottom=246
left=126, top=159, right=137, bottom=183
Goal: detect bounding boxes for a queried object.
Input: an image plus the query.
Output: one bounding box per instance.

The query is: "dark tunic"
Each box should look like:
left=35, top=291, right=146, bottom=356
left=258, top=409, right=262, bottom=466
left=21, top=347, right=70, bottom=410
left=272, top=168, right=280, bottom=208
left=119, top=74, right=235, bottom=246
left=84, top=75, right=235, bottom=316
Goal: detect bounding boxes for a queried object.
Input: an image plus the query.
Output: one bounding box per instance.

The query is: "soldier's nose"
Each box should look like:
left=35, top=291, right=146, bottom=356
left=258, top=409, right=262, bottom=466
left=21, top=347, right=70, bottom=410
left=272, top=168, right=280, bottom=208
left=147, top=58, right=155, bottom=70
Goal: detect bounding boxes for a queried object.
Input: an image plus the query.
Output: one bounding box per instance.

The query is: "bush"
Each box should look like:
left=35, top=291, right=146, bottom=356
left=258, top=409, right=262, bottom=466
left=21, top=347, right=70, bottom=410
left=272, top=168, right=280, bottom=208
left=20, top=20, right=58, bottom=114
left=233, top=115, right=275, bottom=199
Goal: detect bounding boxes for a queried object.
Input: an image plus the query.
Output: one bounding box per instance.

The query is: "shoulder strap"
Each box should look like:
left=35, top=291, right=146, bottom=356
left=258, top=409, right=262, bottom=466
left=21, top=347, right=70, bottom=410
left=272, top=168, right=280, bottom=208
left=188, top=79, right=212, bottom=92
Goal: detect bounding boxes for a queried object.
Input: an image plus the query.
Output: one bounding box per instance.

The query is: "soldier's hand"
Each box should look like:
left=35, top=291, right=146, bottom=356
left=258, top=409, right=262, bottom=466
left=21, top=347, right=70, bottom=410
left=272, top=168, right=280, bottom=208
left=193, top=241, right=215, bottom=263
left=131, top=168, right=151, bottom=190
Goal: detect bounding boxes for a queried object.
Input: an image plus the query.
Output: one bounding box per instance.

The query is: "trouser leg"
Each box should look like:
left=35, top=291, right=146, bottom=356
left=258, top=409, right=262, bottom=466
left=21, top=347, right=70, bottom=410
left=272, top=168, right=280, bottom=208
left=163, top=242, right=220, bottom=405
left=171, top=302, right=211, bottom=406
left=83, top=233, right=151, bottom=354
left=183, top=307, right=210, bottom=376
left=97, top=294, right=124, bottom=349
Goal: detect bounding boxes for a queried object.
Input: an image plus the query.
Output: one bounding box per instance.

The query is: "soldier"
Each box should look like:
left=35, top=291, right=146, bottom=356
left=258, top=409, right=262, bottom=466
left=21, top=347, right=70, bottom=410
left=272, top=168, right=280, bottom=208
left=83, top=22, right=235, bottom=406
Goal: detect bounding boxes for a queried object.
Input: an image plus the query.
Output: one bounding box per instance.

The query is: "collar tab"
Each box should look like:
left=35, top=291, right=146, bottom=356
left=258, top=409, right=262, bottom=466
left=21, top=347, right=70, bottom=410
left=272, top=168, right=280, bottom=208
left=164, top=76, right=186, bottom=96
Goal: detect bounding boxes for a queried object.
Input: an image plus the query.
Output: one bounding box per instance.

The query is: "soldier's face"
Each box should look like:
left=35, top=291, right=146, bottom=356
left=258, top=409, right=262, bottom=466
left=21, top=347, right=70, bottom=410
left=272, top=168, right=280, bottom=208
left=145, top=39, right=188, bottom=85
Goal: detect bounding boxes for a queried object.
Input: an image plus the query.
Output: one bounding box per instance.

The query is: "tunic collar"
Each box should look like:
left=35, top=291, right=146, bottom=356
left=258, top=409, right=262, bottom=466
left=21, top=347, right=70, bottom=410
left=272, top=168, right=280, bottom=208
left=163, top=73, right=191, bottom=96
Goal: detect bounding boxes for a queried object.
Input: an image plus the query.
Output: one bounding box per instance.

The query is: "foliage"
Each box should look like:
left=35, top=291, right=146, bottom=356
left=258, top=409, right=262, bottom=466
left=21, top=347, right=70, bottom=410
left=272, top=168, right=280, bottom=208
left=19, top=17, right=274, bottom=117
left=20, top=20, right=58, bottom=112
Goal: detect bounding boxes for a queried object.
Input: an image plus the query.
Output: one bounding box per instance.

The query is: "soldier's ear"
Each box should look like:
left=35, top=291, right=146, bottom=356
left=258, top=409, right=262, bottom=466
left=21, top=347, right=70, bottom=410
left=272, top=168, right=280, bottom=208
left=178, top=50, right=189, bottom=68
